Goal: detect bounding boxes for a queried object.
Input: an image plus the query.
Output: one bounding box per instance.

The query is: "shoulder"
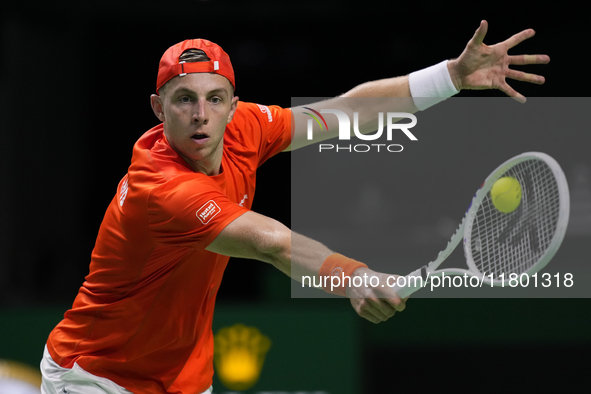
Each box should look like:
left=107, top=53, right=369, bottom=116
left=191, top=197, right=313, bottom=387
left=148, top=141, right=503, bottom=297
left=226, top=101, right=291, bottom=150
left=231, top=101, right=290, bottom=126
left=147, top=173, right=230, bottom=226
left=146, top=172, right=248, bottom=247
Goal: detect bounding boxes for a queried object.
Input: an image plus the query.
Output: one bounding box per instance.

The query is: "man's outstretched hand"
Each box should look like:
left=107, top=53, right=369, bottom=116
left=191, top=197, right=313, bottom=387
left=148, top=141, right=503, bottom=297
left=448, top=20, right=550, bottom=103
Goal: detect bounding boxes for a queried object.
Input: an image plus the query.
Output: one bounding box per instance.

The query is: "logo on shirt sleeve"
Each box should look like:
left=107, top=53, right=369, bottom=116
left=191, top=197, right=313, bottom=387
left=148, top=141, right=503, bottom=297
left=238, top=194, right=248, bottom=207
left=196, top=200, right=221, bottom=224
left=256, top=104, right=273, bottom=122
left=119, top=175, right=129, bottom=207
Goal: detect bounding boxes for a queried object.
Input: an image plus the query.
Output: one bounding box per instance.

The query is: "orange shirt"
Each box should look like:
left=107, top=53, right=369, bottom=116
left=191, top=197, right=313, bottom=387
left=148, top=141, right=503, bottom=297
left=46, top=102, right=292, bottom=393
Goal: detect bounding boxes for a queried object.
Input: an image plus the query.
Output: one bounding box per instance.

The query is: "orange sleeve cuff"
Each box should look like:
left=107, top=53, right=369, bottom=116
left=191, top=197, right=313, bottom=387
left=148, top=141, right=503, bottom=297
left=319, top=253, right=368, bottom=297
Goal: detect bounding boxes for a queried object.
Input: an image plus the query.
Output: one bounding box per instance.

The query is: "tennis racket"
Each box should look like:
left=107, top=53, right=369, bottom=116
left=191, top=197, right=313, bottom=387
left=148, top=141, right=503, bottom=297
left=392, top=151, right=570, bottom=298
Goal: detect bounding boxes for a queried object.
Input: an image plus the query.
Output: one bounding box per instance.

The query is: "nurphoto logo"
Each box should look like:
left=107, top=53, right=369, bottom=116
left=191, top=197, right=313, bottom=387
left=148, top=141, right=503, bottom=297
left=303, top=107, right=417, bottom=153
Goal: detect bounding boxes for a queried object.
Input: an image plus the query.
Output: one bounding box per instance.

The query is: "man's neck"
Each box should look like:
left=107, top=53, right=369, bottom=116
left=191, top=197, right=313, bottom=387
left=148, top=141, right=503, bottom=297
left=182, top=144, right=224, bottom=176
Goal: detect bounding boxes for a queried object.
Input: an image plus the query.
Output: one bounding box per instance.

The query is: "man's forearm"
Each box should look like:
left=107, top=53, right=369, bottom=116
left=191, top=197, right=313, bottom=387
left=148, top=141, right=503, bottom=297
left=341, top=75, right=415, bottom=103
left=272, top=231, right=334, bottom=284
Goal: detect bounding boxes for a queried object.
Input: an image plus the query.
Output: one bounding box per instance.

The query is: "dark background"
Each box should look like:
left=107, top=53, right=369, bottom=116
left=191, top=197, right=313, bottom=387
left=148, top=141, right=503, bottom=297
left=1, top=1, right=589, bottom=392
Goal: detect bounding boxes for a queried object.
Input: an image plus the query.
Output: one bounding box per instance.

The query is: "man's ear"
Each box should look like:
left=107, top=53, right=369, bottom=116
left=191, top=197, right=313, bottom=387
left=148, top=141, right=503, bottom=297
left=227, top=96, right=239, bottom=124
left=150, top=94, right=165, bottom=122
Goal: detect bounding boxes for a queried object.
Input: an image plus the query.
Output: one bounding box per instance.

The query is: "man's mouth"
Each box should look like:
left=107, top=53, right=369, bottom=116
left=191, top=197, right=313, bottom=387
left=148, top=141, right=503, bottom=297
left=191, top=133, right=208, bottom=140
left=190, top=133, right=210, bottom=144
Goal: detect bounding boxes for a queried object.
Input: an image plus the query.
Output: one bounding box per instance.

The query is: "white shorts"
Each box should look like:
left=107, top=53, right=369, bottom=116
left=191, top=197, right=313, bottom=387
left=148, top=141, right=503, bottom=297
left=40, top=346, right=213, bottom=394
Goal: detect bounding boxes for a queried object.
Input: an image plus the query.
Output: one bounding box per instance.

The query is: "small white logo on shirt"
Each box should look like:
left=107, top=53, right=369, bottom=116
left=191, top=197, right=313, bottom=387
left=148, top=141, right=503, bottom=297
left=256, top=104, right=273, bottom=122
left=119, top=176, right=129, bottom=207
left=196, top=200, right=221, bottom=224
left=238, top=194, right=248, bottom=207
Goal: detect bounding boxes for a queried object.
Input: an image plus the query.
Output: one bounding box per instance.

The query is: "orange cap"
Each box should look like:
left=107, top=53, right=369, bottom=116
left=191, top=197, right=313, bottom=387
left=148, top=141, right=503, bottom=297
left=156, top=38, right=235, bottom=94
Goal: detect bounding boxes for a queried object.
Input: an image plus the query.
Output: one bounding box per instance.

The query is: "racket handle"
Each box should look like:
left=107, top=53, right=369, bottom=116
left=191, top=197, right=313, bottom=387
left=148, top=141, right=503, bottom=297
left=391, top=268, right=427, bottom=299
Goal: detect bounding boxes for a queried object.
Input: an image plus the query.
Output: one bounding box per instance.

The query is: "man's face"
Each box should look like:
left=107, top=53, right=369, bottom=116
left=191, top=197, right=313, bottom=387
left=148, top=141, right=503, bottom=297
left=153, top=73, right=238, bottom=175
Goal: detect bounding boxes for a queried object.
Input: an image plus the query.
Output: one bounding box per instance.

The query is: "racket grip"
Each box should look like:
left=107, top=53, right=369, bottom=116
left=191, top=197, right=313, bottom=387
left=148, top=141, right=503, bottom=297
left=391, top=268, right=427, bottom=299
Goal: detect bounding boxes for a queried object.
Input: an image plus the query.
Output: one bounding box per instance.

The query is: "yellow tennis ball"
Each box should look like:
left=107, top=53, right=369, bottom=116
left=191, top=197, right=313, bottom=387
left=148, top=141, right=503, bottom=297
left=491, top=177, right=522, bottom=213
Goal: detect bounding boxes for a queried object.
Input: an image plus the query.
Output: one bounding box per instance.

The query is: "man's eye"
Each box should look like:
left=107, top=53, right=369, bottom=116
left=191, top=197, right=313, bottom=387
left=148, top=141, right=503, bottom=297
left=211, top=97, right=222, bottom=104
left=180, top=96, right=192, bottom=103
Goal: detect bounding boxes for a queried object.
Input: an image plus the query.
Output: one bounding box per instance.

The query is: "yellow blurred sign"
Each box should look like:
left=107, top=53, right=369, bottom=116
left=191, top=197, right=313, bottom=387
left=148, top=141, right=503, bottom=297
left=214, top=324, right=271, bottom=391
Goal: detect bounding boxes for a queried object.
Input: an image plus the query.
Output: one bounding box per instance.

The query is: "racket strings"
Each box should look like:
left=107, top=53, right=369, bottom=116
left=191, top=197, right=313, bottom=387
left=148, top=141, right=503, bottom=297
left=469, top=159, right=560, bottom=278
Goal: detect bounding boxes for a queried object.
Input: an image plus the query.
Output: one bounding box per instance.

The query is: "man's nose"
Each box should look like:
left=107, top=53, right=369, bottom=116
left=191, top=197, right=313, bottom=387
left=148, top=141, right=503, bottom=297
left=193, top=100, right=208, bottom=125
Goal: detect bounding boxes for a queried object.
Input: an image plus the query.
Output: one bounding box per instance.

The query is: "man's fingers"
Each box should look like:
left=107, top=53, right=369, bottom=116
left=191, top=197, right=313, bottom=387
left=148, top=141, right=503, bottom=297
left=369, top=297, right=399, bottom=317
left=384, top=296, right=406, bottom=312
left=504, top=28, right=536, bottom=49
left=470, top=20, right=488, bottom=46
left=356, top=301, right=391, bottom=324
left=363, top=299, right=394, bottom=321
left=509, top=54, right=550, bottom=65
left=506, top=69, right=546, bottom=85
left=352, top=297, right=402, bottom=323
left=348, top=273, right=408, bottom=323
left=359, top=309, right=388, bottom=324
left=499, top=82, right=526, bottom=104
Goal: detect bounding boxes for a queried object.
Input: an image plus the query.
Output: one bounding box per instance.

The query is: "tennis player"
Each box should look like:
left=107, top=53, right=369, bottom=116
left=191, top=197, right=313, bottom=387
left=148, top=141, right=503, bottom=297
left=40, top=21, right=549, bottom=394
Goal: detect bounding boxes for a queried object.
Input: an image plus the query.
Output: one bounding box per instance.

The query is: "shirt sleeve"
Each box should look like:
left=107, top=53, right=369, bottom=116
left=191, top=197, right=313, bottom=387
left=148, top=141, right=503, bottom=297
left=230, top=102, right=293, bottom=167
left=147, top=175, right=249, bottom=249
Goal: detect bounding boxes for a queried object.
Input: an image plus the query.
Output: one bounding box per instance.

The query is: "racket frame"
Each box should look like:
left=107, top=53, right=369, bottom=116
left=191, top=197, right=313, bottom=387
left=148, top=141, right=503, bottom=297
left=392, top=152, right=570, bottom=299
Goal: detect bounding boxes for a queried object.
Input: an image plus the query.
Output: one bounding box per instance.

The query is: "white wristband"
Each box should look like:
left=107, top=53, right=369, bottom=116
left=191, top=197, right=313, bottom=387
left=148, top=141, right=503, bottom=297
left=408, top=60, right=459, bottom=111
